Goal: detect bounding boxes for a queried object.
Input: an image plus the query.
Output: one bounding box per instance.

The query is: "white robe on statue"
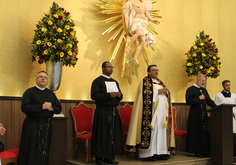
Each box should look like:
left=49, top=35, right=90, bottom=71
left=214, top=92, right=236, bottom=133
left=139, top=79, right=169, bottom=158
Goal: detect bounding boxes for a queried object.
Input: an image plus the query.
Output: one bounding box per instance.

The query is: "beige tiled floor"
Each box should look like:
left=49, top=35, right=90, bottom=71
left=67, top=152, right=211, bottom=165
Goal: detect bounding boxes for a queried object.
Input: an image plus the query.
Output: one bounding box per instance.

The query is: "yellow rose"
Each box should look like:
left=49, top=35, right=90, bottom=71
left=57, top=39, right=62, bottom=43
left=41, top=28, right=47, bottom=32
left=213, top=56, right=216, bottom=59
left=187, top=63, right=192, bottom=66
left=68, top=43, right=72, bottom=48
left=53, top=14, right=58, bottom=18
left=216, top=54, right=219, bottom=58
left=71, top=32, right=74, bottom=36
left=35, top=56, right=39, bottom=61
left=48, top=21, right=52, bottom=25
left=36, top=40, right=41, bottom=45
left=190, top=69, right=193, bottom=73
left=68, top=51, right=72, bottom=55
left=202, top=53, right=206, bottom=57
left=193, top=53, right=197, bottom=57
left=60, top=52, right=64, bottom=57
left=44, top=50, right=48, bottom=55
left=47, top=42, right=52, bottom=46
left=65, top=25, right=70, bottom=30
left=194, top=46, right=197, bottom=50
left=210, top=66, right=214, bottom=70
left=199, top=65, right=203, bottom=69
left=207, top=70, right=211, bottom=73
left=57, top=28, right=62, bottom=33
left=200, top=43, right=204, bottom=46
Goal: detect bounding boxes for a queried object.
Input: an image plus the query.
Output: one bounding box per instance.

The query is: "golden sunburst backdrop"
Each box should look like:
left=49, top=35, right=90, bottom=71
left=96, top=0, right=161, bottom=84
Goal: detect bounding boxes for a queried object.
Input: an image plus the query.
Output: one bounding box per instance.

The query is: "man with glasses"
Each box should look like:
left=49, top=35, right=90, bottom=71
left=91, top=61, right=123, bottom=165
left=17, top=71, right=62, bottom=165
left=126, top=65, right=175, bottom=161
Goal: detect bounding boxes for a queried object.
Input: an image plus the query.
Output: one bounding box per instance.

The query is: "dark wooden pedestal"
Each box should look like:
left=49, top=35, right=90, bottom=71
left=208, top=104, right=236, bottom=165
left=49, top=117, right=68, bottom=165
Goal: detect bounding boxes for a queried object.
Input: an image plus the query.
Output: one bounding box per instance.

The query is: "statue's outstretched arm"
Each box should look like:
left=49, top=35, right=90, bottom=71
left=145, top=0, right=160, bottom=25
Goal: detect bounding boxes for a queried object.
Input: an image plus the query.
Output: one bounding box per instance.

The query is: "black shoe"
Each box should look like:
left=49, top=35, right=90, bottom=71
left=154, top=154, right=170, bottom=160
left=145, top=156, right=156, bottom=161
left=104, top=159, right=119, bottom=164
left=202, top=153, right=210, bottom=157
left=195, top=153, right=204, bottom=158
left=161, top=155, right=170, bottom=160
left=96, top=160, right=107, bottom=165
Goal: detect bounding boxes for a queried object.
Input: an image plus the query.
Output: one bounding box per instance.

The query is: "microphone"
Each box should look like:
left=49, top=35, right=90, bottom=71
left=200, top=89, right=204, bottom=101
left=200, top=89, right=203, bottom=95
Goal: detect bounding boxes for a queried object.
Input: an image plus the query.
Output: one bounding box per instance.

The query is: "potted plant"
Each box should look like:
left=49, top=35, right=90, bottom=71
left=183, top=31, right=221, bottom=79
left=31, top=2, right=79, bottom=91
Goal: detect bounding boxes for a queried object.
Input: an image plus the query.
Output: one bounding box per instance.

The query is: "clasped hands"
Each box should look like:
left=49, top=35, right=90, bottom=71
left=199, top=94, right=205, bottom=100
left=158, top=88, right=167, bottom=95
left=42, top=102, right=53, bottom=111
left=0, top=123, right=6, bottom=136
left=110, top=92, right=121, bottom=98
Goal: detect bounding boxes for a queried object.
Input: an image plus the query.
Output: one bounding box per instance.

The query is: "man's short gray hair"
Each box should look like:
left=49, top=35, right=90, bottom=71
left=196, top=74, right=206, bottom=79
left=36, top=70, right=48, bottom=78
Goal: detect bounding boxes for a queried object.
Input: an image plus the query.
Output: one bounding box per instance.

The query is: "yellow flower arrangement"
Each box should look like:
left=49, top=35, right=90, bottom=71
left=183, top=31, right=221, bottom=78
left=31, top=2, right=79, bottom=66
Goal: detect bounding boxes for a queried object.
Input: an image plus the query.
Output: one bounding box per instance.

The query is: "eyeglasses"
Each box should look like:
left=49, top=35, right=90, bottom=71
left=37, top=76, right=48, bottom=79
left=105, top=66, right=114, bottom=68
left=151, top=69, right=159, bottom=72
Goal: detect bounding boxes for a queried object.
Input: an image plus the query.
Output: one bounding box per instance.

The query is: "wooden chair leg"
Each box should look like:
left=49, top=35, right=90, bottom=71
left=135, top=149, right=139, bottom=160
left=85, top=139, right=89, bottom=164
left=119, top=137, right=124, bottom=156
left=73, top=141, right=78, bottom=160
left=174, top=136, right=177, bottom=156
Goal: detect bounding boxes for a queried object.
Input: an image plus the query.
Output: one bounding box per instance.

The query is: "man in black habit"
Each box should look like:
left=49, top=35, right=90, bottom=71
left=17, top=71, right=62, bottom=165
left=91, top=61, right=123, bottom=165
left=185, top=74, right=216, bottom=158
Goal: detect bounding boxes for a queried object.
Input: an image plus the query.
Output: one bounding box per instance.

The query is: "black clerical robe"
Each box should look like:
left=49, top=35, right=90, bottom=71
left=17, top=86, right=62, bottom=165
left=185, top=85, right=216, bottom=154
left=91, top=76, right=123, bottom=160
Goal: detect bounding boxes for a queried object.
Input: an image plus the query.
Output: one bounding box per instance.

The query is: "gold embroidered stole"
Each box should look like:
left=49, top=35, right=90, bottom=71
left=140, top=76, right=153, bottom=149
left=141, top=76, right=174, bottom=150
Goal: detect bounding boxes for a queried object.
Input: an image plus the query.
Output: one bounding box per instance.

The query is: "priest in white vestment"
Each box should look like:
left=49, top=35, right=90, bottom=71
left=125, top=65, right=175, bottom=161
left=214, top=80, right=236, bottom=162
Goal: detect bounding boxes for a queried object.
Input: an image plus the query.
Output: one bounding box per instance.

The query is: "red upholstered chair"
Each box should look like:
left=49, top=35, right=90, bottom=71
left=0, top=148, right=19, bottom=165
left=71, top=101, right=93, bottom=164
left=172, top=107, right=187, bottom=155
left=118, top=103, right=132, bottom=156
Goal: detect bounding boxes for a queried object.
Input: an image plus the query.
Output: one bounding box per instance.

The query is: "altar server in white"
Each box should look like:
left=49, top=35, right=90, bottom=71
left=214, top=80, right=236, bottom=162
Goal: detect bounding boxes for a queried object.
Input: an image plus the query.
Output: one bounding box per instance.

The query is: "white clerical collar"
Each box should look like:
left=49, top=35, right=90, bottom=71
left=102, top=74, right=111, bottom=79
left=152, top=78, right=157, bottom=83
left=193, top=83, right=200, bottom=88
left=224, top=90, right=230, bottom=93
left=36, top=85, right=46, bottom=91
